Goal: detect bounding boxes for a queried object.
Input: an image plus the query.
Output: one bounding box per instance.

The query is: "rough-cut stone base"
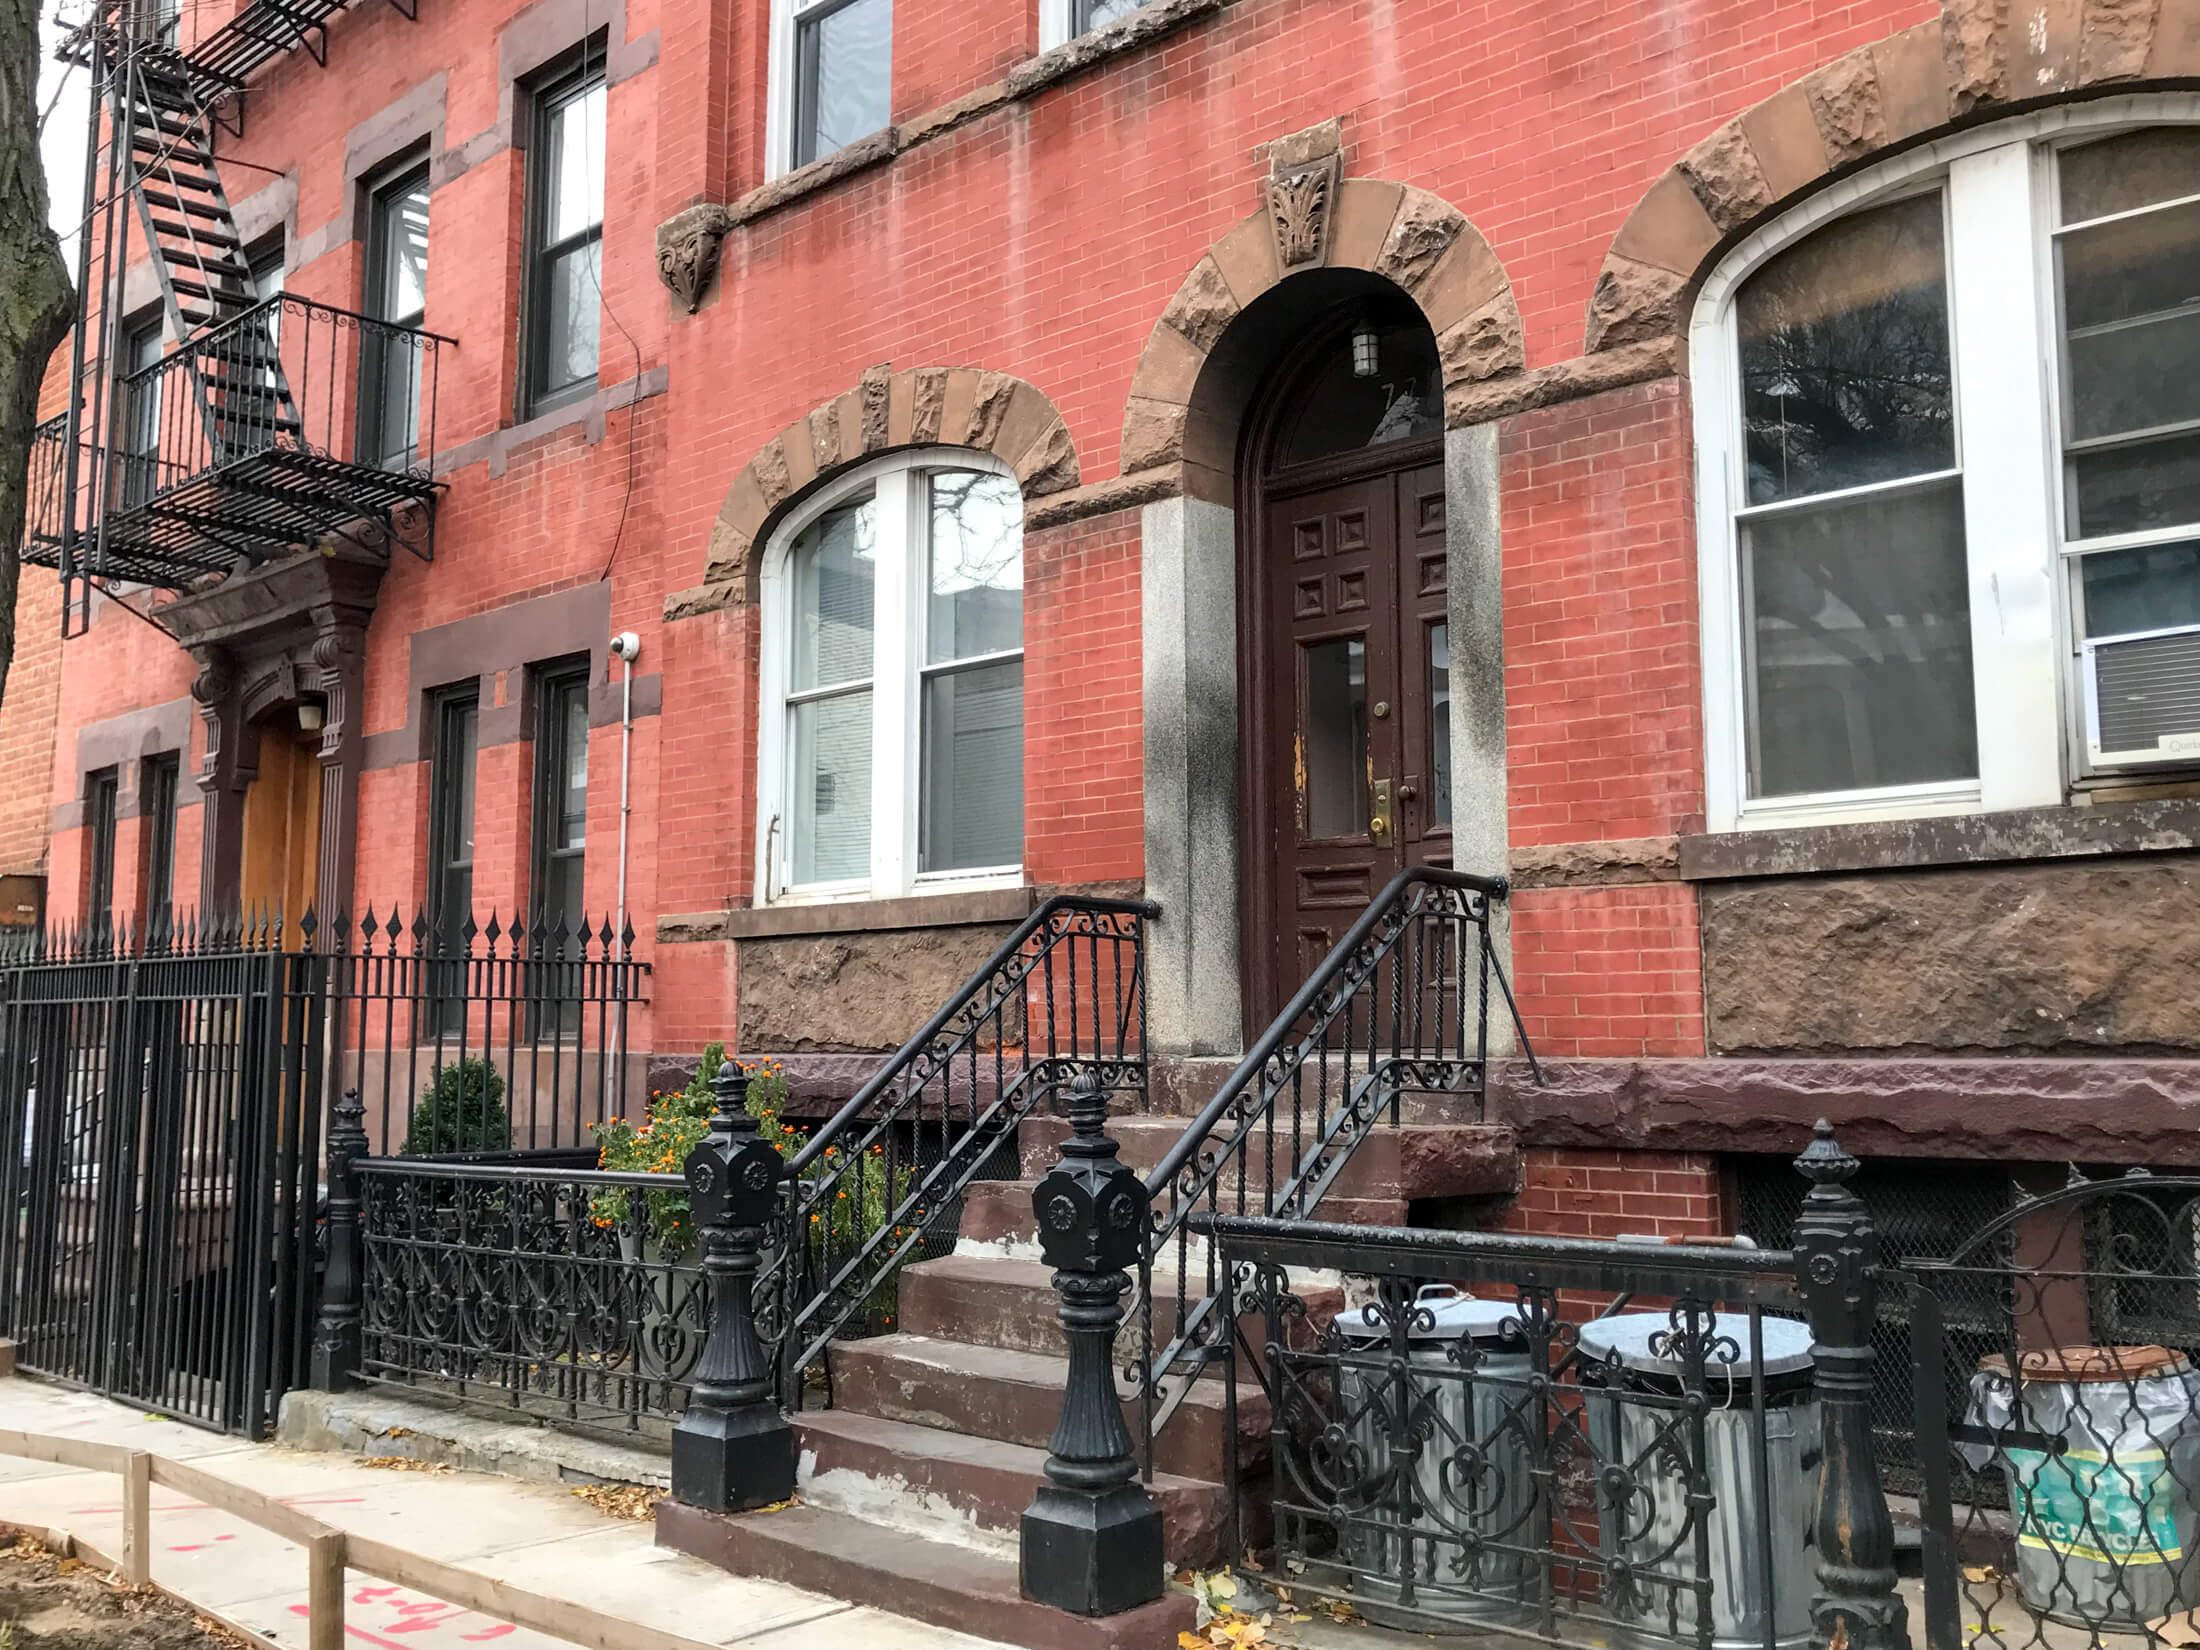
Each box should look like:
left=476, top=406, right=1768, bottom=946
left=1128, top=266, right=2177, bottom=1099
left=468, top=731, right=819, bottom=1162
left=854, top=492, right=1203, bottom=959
left=656, top=1499, right=1196, bottom=1650
left=734, top=924, right=1019, bottom=1052
left=1700, top=857, right=2200, bottom=1054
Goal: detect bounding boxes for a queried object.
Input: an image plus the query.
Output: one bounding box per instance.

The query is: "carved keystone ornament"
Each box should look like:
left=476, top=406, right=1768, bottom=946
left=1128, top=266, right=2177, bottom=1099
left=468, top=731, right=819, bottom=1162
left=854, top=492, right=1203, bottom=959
left=1265, top=117, right=1345, bottom=271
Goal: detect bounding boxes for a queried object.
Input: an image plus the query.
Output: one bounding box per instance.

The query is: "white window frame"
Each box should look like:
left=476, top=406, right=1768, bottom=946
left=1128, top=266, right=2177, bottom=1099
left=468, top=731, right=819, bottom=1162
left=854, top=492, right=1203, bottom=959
left=1691, top=93, right=2200, bottom=834
left=1037, top=0, right=1151, bottom=51
left=755, top=449, right=1026, bottom=906
left=765, top=0, right=890, bottom=181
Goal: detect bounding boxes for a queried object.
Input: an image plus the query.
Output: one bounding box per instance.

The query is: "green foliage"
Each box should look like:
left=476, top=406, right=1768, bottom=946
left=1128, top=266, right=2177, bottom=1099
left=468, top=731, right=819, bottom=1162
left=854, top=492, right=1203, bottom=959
left=402, top=1057, right=510, bottom=1155
left=593, top=1042, right=912, bottom=1320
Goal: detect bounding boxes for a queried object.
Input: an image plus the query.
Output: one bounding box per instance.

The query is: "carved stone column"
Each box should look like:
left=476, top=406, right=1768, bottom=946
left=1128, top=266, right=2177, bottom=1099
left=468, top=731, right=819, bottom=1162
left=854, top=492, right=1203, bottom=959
left=1793, top=1120, right=1912, bottom=1650
left=191, top=646, right=249, bottom=917
left=309, top=612, right=368, bottom=935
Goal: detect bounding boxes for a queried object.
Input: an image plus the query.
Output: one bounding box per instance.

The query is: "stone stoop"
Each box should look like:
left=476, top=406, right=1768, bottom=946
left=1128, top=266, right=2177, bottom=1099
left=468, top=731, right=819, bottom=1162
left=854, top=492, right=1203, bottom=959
left=660, top=1105, right=1523, bottom=1645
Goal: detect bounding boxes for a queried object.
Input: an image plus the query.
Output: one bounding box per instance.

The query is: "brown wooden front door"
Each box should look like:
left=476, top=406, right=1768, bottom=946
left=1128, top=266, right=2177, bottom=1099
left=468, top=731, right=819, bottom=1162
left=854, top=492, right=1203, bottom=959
left=1247, top=445, right=1452, bottom=1028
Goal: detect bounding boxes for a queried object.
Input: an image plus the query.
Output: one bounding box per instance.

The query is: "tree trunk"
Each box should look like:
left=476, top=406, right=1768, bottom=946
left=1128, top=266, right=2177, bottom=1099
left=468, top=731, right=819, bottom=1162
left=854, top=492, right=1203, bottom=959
left=0, top=0, right=79, bottom=720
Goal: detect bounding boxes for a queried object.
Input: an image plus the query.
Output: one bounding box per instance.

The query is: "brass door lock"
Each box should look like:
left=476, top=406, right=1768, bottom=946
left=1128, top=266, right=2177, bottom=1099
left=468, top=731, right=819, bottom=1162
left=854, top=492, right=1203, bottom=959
left=1369, top=778, right=1394, bottom=845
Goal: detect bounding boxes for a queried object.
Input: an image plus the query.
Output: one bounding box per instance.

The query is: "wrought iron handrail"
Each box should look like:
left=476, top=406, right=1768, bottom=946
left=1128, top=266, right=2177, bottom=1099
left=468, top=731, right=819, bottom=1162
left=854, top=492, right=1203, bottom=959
left=763, top=893, right=1157, bottom=1403
left=1132, top=864, right=1537, bottom=1449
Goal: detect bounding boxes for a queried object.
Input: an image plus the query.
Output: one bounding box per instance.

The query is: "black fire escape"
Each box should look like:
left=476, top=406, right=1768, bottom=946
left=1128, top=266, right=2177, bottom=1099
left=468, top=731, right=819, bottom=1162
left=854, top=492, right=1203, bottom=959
left=23, top=0, right=446, bottom=636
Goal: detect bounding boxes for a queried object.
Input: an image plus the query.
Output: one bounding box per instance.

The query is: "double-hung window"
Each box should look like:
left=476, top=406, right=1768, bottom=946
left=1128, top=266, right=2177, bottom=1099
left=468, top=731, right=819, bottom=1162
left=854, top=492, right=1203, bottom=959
left=85, top=770, right=119, bottom=929
left=531, top=661, right=590, bottom=930
left=427, top=687, right=479, bottom=1029
left=1038, top=0, right=1140, bottom=49
left=1694, top=101, right=2200, bottom=832
left=362, top=163, right=430, bottom=471
left=772, top=0, right=891, bottom=175
left=118, top=312, right=163, bottom=509
left=524, top=56, right=605, bottom=416
left=142, top=754, right=179, bottom=924
left=758, top=454, right=1024, bottom=902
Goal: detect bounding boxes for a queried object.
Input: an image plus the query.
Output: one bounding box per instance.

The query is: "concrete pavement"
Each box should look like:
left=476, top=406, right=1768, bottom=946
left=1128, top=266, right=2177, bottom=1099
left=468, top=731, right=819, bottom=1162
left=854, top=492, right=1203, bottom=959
left=0, top=1376, right=1025, bottom=1650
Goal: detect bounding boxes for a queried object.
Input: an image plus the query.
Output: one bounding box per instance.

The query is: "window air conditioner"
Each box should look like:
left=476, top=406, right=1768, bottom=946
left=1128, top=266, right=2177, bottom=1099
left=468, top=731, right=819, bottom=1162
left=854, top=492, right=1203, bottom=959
left=2083, top=623, right=2200, bottom=768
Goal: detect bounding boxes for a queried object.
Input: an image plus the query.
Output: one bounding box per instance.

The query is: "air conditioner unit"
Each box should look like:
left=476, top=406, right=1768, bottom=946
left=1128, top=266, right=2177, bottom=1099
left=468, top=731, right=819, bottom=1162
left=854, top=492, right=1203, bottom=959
left=2084, top=622, right=2200, bottom=768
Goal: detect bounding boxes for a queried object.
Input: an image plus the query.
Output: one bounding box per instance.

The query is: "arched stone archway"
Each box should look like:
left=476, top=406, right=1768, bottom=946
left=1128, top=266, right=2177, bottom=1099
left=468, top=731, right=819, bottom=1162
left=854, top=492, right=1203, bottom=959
left=688, top=365, right=1081, bottom=608
left=1584, top=0, right=2200, bottom=352
left=1120, top=156, right=1525, bottom=495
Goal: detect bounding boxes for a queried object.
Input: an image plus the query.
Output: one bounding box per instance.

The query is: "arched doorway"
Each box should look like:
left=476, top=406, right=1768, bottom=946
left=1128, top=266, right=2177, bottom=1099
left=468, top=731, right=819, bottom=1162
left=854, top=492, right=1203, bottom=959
left=1240, top=294, right=1453, bottom=1031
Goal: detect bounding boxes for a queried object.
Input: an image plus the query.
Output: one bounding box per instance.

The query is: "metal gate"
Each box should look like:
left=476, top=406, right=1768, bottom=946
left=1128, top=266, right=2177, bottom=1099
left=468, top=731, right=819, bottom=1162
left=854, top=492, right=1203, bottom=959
left=1898, top=1172, right=2200, bottom=1650
left=0, top=920, right=326, bottom=1437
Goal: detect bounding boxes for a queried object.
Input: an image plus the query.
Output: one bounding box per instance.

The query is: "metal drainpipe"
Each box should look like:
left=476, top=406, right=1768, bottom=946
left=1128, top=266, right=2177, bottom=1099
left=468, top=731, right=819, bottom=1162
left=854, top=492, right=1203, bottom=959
left=610, top=632, right=640, bottom=958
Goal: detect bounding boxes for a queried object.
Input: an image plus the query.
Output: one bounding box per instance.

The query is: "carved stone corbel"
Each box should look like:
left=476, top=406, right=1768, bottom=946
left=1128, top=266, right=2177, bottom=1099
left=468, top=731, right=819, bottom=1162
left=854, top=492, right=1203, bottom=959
left=657, top=203, right=735, bottom=314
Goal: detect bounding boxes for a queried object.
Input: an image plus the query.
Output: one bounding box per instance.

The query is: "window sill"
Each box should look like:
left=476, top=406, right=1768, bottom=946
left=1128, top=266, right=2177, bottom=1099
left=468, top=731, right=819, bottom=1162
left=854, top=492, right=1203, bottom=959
left=1677, top=796, right=2200, bottom=883
left=659, top=884, right=1037, bottom=942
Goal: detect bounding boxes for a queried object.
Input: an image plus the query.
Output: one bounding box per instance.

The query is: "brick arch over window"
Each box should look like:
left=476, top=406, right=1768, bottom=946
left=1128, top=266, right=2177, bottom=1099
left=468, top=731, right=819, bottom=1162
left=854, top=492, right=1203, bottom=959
left=1586, top=0, right=2200, bottom=352
left=700, top=364, right=1080, bottom=595
left=1119, top=180, right=1523, bottom=486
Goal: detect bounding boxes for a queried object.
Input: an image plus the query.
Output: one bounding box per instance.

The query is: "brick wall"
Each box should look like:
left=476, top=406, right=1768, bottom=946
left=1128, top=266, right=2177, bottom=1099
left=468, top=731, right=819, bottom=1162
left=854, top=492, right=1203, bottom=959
left=1499, top=1146, right=1725, bottom=1242
left=0, top=570, right=64, bottom=882
left=33, top=0, right=1954, bottom=1058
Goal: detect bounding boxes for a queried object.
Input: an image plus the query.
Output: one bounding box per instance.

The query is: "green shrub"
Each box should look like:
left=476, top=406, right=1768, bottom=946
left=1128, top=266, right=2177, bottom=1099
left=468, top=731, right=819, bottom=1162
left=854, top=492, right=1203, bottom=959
left=402, top=1056, right=511, bottom=1155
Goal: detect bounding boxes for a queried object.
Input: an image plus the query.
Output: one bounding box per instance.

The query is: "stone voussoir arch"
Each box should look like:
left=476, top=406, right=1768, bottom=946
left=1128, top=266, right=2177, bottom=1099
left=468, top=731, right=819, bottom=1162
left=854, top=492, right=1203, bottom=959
left=1119, top=164, right=1526, bottom=475
left=1585, top=0, right=2200, bottom=353
left=697, top=364, right=1081, bottom=602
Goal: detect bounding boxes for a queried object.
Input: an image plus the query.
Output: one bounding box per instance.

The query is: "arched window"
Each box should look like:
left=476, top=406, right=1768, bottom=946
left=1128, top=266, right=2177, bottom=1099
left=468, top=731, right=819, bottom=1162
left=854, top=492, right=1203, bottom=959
left=1692, top=98, right=2200, bottom=832
left=756, top=451, right=1025, bottom=902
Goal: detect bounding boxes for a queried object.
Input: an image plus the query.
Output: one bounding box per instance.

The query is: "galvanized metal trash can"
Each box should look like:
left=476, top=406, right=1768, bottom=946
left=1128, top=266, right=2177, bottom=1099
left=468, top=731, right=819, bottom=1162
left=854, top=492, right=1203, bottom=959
left=1966, top=1344, right=2200, bottom=1628
left=1336, top=1287, right=1536, bottom=1630
left=1576, top=1312, right=1818, bottom=1650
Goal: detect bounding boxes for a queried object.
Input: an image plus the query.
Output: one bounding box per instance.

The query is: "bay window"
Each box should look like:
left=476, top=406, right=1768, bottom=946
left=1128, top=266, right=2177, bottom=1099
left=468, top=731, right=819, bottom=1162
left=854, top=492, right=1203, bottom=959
left=1694, top=100, right=2200, bottom=831
left=758, top=454, right=1024, bottom=903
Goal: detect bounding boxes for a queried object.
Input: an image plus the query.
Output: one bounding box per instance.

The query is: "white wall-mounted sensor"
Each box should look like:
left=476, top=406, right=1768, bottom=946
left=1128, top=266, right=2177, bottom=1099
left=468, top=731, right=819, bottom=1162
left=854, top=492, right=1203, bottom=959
left=610, top=631, right=642, bottom=663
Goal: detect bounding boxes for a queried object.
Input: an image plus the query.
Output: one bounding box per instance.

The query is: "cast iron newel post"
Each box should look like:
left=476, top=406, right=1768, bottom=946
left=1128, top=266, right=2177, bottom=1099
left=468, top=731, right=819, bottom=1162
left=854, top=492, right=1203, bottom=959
left=1022, top=1070, right=1164, bottom=1616
left=310, top=1088, right=369, bottom=1391
left=671, top=1062, right=796, bottom=1513
left=1793, top=1119, right=1911, bottom=1650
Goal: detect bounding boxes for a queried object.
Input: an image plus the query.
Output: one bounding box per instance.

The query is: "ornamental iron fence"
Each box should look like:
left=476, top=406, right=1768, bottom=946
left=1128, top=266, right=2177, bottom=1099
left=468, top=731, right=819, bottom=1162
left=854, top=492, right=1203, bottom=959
left=0, top=906, right=650, bottom=1440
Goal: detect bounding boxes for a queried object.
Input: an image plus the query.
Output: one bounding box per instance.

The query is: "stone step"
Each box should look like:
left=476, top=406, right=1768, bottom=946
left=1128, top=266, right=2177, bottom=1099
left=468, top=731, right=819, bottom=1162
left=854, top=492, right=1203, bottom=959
left=899, top=1252, right=1349, bottom=1370
left=960, top=1176, right=1417, bottom=1244
left=828, top=1332, right=1263, bottom=1483
left=1018, top=1114, right=1519, bottom=1203
left=658, top=1499, right=1194, bottom=1650
left=795, top=1408, right=1229, bottom=1564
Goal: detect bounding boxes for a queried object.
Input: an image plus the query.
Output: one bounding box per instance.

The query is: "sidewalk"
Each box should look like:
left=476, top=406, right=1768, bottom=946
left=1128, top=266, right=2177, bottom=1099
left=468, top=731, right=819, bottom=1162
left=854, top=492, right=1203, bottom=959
left=0, top=1376, right=1024, bottom=1650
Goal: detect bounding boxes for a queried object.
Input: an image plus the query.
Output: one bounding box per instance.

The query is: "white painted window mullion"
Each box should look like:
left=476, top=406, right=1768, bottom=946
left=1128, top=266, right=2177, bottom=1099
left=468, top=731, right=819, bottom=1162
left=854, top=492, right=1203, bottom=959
left=1946, top=142, right=2065, bottom=814
left=870, top=468, right=915, bottom=897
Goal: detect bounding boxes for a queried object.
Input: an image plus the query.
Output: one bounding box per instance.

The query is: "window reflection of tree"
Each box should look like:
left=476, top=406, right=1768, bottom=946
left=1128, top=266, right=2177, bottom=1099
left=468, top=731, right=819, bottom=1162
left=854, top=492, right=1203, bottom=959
left=1737, top=194, right=1976, bottom=795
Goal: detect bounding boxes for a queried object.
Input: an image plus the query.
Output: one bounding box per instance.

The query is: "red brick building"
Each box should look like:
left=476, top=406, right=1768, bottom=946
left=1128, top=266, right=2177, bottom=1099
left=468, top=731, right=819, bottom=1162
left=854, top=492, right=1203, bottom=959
left=21, top=0, right=2200, bottom=1245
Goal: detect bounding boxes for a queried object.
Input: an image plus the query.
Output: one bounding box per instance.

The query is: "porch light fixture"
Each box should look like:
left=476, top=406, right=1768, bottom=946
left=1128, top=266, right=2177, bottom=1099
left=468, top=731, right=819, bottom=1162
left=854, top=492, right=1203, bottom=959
left=298, top=701, right=325, bottom=733
left=1350, top=320, right=1379, bottom=378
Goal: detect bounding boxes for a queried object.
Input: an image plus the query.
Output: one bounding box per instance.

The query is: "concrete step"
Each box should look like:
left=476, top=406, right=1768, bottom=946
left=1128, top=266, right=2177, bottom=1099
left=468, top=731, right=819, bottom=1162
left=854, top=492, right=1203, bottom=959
left=658, top=1498, right=1194, bottom=1650
left=1019, top=1114, right=1519, bottom=1203
left=828, top=1332, right=1263, bottom=1483
left=795, top=1408, right=1229, bottom=1564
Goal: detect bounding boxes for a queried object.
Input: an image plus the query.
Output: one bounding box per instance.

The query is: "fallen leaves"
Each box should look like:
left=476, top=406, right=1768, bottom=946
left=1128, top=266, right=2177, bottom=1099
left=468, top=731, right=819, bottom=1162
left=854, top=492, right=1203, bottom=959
left=568, top=1484, right=663, bottom=1521
left=358, top=1456, right=454, bottom=1474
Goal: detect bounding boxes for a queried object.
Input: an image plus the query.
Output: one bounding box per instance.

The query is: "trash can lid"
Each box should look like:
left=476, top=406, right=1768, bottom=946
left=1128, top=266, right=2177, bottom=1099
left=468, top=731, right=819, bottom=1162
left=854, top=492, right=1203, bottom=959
left=1336, top=1287, right=1525, bottom=1344
left=1576, top=1311, right=1815, bottom=1379
left=1978, top=1344, right=2192, bottom=1385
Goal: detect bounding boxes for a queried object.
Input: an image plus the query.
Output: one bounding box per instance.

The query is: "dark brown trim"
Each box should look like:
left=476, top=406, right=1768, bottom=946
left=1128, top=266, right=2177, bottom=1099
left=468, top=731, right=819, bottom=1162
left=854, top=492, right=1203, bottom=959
left=1489, top=1056, right=2200, bottom=1169
left=659, top=886, right=1038, bottom=944
left=1678, top=798, right=2200, bottom=883
left=432, top=364, right=669, bottom=480
left=53, top=699, right=200, bottom=833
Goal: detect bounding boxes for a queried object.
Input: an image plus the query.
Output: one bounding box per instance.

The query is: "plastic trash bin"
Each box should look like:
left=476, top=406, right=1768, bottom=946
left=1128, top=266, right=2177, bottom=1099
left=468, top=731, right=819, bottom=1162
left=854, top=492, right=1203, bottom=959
left=1967, top=1344, right=2200, bottom=1628
left=1576, top=1311, right=1818, bottom=1650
